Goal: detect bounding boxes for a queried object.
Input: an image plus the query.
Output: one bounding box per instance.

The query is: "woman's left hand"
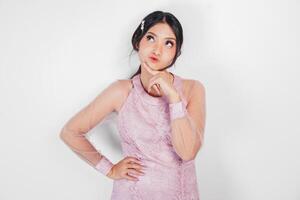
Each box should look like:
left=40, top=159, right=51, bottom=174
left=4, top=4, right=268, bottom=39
left=142, top=61, right=181, bottom=103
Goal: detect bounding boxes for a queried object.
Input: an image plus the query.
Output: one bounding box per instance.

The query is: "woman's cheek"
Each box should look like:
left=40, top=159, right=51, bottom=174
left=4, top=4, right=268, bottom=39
left=138, top=50, right=148, bottom=62
left=141, top=51, right=148, bottom=60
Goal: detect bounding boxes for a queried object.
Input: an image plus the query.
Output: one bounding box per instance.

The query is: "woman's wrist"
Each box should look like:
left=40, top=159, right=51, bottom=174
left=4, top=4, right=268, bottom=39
left=106, top=166, right=115, bottom=179
left=95, top=155, right=114, bottom=176
left=169, top=100, right=186, bottom=121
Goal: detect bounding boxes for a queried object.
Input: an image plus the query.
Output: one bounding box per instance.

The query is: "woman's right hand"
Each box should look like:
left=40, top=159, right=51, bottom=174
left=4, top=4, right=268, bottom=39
left=106, top=156, right=146, bottom=181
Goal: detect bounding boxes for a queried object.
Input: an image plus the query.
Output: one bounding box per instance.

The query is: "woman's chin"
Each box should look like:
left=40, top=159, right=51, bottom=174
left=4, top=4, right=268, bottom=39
left=145, top=62, right=158, bottom=71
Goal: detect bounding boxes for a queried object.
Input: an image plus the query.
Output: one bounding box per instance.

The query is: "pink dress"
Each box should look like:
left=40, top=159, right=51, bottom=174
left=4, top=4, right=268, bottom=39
left=111, top=73, right=200, bottom=199
left=60, top=72, right=206, bottom=200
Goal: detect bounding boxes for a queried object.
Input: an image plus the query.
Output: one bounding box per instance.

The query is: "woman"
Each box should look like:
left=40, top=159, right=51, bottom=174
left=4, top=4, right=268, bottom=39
left=60, top=10, right=206, bottom=199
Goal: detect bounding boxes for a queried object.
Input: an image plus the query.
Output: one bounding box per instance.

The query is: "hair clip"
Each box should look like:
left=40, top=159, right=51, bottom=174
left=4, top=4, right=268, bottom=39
left=141, top=20, right=145, bottom=31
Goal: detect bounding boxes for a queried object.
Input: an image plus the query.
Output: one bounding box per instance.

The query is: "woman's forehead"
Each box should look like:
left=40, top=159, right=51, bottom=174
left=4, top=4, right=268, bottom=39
left=147, top=23, right=176, bottom=39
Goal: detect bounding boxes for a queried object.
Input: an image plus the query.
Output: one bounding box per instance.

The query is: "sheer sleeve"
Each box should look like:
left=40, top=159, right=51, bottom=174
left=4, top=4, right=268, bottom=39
left=59, top=80, right=127, bottom=176
left=169, top=80, right=206, bottom=161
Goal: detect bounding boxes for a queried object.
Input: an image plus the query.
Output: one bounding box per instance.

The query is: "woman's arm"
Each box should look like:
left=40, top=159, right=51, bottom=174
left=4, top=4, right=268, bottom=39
left=169, top=80, right=206, bottom=161
left=59, top=80, right=130, bottom=175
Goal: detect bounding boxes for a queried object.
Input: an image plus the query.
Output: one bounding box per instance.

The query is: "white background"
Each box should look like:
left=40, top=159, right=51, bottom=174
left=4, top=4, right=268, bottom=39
left=0, top=0, right=299, bottom=199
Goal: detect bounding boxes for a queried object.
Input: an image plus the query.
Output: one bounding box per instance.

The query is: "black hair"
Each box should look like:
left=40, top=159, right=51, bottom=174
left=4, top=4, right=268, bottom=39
left=129, top=11, right=183, bottom=79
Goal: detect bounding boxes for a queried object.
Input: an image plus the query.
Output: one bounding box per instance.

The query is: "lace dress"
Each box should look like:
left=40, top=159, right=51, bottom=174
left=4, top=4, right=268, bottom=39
left=110, top=73, right=200, bottom=199
left=60, top=73, right=206, bottom=200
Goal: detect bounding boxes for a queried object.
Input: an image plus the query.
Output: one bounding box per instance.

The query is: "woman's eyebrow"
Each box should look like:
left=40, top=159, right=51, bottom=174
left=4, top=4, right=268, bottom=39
left=148, top=31, right=176, bottom=41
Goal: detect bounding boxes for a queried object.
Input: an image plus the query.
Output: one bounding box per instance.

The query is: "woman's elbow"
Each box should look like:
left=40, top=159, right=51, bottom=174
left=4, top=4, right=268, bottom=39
left=181, top=144, right=202, bottom=161
left=180, top=152, right=197, bottom=161
left=59, top=126, right=68, bottom=141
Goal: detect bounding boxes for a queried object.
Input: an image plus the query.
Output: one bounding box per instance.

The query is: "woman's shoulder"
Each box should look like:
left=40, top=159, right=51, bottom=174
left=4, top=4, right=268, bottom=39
left=111, top=79, right=133, bottom=112
left=180, top=76, right=204, bottom=87
left=180, top=77, right=205, bottom=104
left=114, top=79, right=133, bottom=92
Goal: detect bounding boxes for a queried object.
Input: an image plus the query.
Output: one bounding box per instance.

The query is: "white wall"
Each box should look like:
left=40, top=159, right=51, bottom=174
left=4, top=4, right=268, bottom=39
left=0, top=0, right=299, bottom=199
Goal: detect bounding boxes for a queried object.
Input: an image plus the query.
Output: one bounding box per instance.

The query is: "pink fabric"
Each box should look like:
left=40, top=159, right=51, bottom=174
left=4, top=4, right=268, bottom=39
left=95, top=155, right=114, bottom=176
left=169, top=101, right=187, bottom=121
left=60, top=72, right=206, bottom=200
left=112, top=74, right=200, bottom=199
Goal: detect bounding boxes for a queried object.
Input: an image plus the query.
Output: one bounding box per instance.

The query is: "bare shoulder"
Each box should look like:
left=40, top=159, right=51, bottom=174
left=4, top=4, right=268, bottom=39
left=181, top=78, right=205, bottom=104
left=112, top=79, right=133, bottom=112
left=114, top=79, right=133, bottom=92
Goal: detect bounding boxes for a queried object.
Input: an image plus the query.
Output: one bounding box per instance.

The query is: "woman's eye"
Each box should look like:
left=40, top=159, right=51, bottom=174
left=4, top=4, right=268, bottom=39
left=146, top=35, right=174, bottom=48
left=146, top=35, right=154, bottom=42
left=166, top=41, right=174, bottom=48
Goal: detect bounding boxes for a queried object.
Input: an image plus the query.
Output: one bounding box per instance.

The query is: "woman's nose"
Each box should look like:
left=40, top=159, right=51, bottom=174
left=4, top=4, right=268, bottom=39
left=153, top=43, right=162, bottom=56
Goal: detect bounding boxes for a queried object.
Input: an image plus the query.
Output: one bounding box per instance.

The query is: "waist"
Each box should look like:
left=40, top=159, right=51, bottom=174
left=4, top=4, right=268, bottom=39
left=113, top=161, right=198, bottom=196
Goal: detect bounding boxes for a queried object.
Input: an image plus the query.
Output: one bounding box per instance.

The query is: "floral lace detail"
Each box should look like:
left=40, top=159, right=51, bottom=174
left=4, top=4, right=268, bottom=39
left=112, top=74, right=200, bottom=199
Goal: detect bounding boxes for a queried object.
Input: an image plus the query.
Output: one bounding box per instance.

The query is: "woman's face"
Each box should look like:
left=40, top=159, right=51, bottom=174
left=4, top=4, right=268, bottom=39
left=137, top=22, right=177, bottom=71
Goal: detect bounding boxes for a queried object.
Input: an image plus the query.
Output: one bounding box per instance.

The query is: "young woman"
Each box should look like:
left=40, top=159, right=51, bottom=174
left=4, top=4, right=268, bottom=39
left=60, top=10, right=206, bottom=200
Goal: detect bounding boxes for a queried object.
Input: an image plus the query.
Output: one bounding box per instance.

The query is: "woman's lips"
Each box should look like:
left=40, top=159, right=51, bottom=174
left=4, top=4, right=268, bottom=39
left=149, top=56, right=159, bottom=63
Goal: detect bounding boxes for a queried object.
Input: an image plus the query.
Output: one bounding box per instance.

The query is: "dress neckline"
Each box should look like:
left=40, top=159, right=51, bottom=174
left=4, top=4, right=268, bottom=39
left=132, top=72, right=179, bottom=105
